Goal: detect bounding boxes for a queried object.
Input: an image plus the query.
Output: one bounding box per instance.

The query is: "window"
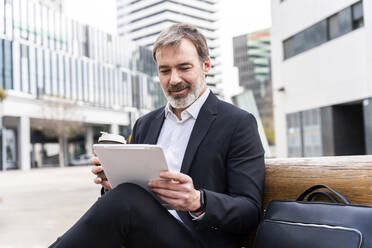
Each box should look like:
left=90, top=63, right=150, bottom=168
left=0, top=40, right=4, bottom=88
left=88, top=62, right=94, bottom=103
left=48, top=8, right=55, bottom=50
left=283, top=20, right=327, bottom=59
left=329, top=7, right=352, bottom=40
left=20, top=44, right=29, bottom=92
left=122, top=72, right=129, bottom=107
left=283, top=1, right=364, bottom=60
left=64, top=56, right=71, bottom=99
left=93, top=63, right=98, bottom=104
left=77, top=60, right=83, bottom=101
left=0, top=1, right=5, bottom=35
left=20, top=0, right=28, bottom=40
left=28, top=2, right=35, bottom=42
left=36, top=47, right=44, bottom=95
left=99, top=65, right=104, bottom=105
left=42, top=6, right=48, bottom=46
left=35, top=3, right=42, bottom=44
left=82, top=25, right=90, bottom=57
left=4, top=0, right=13, bottom=36
left=131, top=74, right=140, bottom=108
left=55, top=12, right=61, bottom=50
left=70, top=58, right=76, bottom=100
left=51, top=52, right=58, bottom=96
left=57, top=54, right=64, bottom=98
left=29, top=46, right=37, bottom=95
left=82, top=61, right=88, bottom=102
left=13, top=0, right=21, bottom=38
left=43, top=50, right=51, bottom=95
left=304, top=20, right=327, bottom=50
left=352, top=2, right=364, bottom=29
left=12, top=42, right=21, bottom=91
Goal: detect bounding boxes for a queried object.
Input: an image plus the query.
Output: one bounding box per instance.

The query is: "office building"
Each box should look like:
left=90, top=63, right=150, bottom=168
left=0, top=0, right=166, bottom=170
left=116, top=0, right=221, bottom=92
left=37, top=0, right=63, bottom=12
left=233, top=29, right=274, bottom=145
left=271, top=0, right=371, bottom=157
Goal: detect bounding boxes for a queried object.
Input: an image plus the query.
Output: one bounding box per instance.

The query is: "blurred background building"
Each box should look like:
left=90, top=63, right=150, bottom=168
left=37, top=0, right=63, bottom=12
left=0, top=0, right=166, bottom=170
left=116, top=0, right=222, bottom=94
left=271, top=0, right=371, bottom=157
left=232, top=29, right=274, bottom=148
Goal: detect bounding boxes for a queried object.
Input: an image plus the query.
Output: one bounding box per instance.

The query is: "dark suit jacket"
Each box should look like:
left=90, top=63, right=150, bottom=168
left=131, top=92, right=265, bottom=247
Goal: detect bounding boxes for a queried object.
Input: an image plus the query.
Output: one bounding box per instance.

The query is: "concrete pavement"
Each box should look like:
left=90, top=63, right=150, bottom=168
left=0, top=166, right=100, bottom=248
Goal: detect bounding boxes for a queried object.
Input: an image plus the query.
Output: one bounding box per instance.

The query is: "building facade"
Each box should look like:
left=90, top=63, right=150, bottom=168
left=116, top=0, right=221, bottom=92
left=233, top=29, right=274, bottom=145
left=37, top=0, right=63, bottom=12
left=271, top=0, right=372, bottom=157
left=0, top=0, right=166, bottom=170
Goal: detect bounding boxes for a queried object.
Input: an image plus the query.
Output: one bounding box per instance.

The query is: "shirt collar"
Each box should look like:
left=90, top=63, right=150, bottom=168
left=164, top=88, right=210, bottom=120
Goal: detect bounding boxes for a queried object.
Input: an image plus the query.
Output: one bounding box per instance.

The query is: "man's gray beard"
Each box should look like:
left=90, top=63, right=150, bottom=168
left=165, top=79, right=205, bottom=109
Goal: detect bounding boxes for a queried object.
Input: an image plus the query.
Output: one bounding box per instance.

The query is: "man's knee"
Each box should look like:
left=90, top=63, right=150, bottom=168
left=111, top=183, right=149, bottom=199
left=105, top=183, right=155, bottom=209
left=114, top=183, right=148, bottom=195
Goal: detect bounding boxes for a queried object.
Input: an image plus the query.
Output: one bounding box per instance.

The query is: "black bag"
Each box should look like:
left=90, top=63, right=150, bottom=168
left=254, top=184, right=372, bottom=248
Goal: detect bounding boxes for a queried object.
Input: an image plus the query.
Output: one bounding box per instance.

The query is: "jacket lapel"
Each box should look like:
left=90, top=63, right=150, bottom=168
left=180, top=93, right=218, bottom=175
left=143, top=109, right=165, bottom=144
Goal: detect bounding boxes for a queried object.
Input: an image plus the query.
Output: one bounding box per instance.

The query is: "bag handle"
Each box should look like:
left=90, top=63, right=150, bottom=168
left=307, top=191, right=338, bottom=203
left=296, top=184, right=350, bottom=204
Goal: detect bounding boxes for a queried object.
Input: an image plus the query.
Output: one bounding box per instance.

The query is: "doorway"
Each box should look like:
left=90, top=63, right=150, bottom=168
left=332, top=102, right=365, bottom=155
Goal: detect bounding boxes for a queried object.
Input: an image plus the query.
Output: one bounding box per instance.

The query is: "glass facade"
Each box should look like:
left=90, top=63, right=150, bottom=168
left=0, top=0, right=165, bottom=110
left=283, top=1, right=364, bottom=60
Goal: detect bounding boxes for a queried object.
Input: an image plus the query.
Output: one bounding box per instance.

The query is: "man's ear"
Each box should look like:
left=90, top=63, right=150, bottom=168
left=202, top=57, right=211, bottom=76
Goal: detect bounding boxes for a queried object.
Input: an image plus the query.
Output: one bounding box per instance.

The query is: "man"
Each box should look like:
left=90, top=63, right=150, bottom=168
left=50, top=24, right=265, bottom=248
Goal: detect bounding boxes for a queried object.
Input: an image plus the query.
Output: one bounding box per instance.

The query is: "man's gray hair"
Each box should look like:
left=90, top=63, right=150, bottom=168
left=152, top=23, right=209, bottom=63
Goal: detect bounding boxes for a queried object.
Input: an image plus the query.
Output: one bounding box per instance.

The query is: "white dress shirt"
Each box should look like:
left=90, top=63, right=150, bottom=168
left=156, top=88, right=210, bottom=222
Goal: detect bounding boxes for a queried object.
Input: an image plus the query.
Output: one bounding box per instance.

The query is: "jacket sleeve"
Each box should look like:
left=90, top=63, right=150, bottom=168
left=198, top=113, right=265, bottom=234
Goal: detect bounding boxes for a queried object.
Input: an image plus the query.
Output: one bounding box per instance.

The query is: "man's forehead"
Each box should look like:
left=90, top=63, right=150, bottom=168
left=155, top=38, right=199, bottom=62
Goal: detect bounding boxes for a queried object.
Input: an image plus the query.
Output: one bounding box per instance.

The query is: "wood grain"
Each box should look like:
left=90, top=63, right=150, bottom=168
left=263, top=155, right=372, bottom=208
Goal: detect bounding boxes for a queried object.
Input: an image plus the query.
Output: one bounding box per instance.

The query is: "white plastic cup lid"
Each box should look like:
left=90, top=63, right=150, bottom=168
left=98, top=132, right=126, bottom=144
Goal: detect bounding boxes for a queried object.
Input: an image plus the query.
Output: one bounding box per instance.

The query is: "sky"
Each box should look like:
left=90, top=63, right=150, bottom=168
left=63, top=0, right=272, bottom=99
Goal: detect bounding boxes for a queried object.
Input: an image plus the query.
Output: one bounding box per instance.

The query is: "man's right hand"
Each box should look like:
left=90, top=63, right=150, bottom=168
left=91, top=155, right=112, bottom=190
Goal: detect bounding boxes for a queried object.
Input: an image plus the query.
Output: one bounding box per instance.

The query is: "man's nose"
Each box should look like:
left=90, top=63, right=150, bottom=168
left=169, top=70, right=182, bottom=85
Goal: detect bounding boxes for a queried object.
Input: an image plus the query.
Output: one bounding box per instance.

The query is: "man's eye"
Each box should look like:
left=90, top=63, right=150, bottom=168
left=180, top=67, right=190, bottom=71
left=160, top=70, right=170, bottom=74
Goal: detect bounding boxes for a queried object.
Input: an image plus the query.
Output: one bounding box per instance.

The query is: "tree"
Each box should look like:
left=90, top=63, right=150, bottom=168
left=0, top=87, right=6, bottom=101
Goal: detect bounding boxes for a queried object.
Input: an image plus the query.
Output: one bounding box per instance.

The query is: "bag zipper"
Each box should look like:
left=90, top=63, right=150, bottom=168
left=265, top=219, right=363, bottom=248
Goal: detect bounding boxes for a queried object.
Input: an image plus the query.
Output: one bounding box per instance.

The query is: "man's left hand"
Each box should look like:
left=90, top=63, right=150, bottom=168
left=148, top=171, right=202, bottom=213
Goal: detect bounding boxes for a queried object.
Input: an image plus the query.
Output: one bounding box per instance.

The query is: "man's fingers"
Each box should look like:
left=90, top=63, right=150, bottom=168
left=94, top=176, right=102, bottom=184
left=158, top=171, right=190, bottom=183
left=149, top=179, right=184, bottom=191
left=91, top=165, right=103, bottom=174
left=151, top=187, right=185, bottom=200
left=90, top=156, right=101, bottom=165
left=93, top=176, right=112, bottom=189
left=101, top=181, right=112, bottom=190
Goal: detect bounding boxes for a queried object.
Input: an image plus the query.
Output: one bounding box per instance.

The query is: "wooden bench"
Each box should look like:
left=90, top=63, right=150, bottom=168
left=245, top=155, right=372, bottom=247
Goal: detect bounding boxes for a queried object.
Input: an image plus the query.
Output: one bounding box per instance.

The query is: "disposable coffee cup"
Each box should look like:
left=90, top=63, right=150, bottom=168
left=95, top=132, right=126, bottom=181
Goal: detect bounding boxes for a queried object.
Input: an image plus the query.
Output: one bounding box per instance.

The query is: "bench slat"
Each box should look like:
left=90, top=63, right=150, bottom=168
left=264, top=155, right=372, bottom=208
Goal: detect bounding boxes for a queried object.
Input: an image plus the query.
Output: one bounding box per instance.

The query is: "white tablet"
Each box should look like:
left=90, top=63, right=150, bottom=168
left=93, top=144, right=169, bottom=190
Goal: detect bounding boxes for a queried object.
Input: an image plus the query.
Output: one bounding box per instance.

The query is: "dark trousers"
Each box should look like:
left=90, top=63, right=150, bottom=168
left=49, top=183, right=204, bottom=248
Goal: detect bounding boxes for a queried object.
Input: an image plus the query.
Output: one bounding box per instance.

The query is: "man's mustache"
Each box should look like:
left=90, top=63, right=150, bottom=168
left=167, top=82, right=191, bottom=92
